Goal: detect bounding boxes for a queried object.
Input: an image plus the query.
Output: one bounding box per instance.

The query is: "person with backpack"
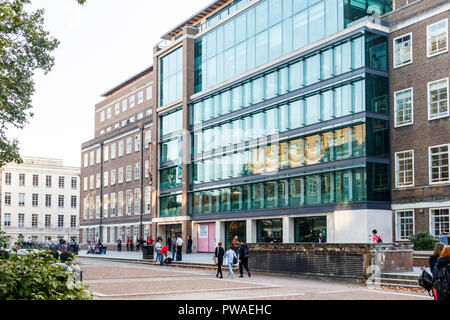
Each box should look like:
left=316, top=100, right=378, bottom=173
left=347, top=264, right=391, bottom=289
left=214, top=241, right=225, bottom=279
left=432, top=246, right=450, bottom=301
left=160, top=243, right=169, bottom=266
left=224, top=246, right=237, bottom=279
left=238, top=240, right=251, bottom=278
left=372, top=230, right=383, bottom=243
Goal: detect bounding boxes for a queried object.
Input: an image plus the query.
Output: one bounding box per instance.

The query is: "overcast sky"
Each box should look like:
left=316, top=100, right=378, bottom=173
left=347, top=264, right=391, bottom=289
left=8, top=0, right=212, bottom=168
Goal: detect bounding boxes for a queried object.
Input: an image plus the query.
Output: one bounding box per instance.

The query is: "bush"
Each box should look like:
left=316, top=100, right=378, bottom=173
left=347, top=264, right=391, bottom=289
left=0, top=251, right=92, bottom=300
left=59, top=251, right=74, bottom=263
left=409, top=232, right=439, bottom=251
left=50, top=250, right=59, bottom=260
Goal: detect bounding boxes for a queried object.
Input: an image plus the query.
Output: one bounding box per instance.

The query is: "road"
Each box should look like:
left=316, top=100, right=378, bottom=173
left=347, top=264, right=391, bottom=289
left=77, top=257, right=431, bottom=300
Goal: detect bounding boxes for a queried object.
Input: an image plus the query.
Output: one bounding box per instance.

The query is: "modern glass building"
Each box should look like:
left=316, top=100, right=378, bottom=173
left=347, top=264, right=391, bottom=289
left=152, top=0, right=393, bottom=252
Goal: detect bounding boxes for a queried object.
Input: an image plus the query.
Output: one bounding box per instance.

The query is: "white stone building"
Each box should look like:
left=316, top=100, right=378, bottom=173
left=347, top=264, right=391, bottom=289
left=0, top=157, right=80, bottom=243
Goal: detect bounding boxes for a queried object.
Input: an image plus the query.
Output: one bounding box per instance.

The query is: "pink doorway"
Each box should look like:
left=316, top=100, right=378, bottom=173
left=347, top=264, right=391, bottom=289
left=197, top=223, right=216, bottom=253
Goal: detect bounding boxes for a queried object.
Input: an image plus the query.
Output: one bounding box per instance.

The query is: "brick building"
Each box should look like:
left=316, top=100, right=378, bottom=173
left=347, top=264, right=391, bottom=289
left=79, top=66, right=154, bottom=247
left=386, top=0, right=449, bottom=241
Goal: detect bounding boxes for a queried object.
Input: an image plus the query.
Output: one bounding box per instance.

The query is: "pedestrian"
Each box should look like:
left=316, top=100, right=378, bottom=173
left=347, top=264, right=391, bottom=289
left=130, top=237, right=134, bottom=251
left=147, top=236, right=153, bottom=245
left=167, top=237, right=172, bottom=252
left=316, top=232, right=325, bottom=243
left=232, top=235, right=240, bottom=255
left=171, top=234, right=177, bottom=260
left=126, top=237, right=130, bottom=251
left=430, top=242, right=445, bottom=271
left=215, top=241, right=225, bottom=278
left=117, top=239, right=122, bottom=252
left=224, top=246, right=237, bottom=278
left=372, top=230, right=383, bottom=243
left=187, top=235, right=193, bottom=254
left=264, top=232, right=274, bottom=243
left=176, top=235, right=184, bottom=261
left=432, top=246, right=450, bottom=301
left=155, top=239, right=162, bottom=263
left=160, top=243, right=169, bottom=265
left=44, top=238, right=51, bottom=252
left=238, top=240, right=251, bottom=278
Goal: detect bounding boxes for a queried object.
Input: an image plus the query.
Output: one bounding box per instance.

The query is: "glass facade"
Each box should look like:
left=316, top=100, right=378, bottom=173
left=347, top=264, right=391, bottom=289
left=160, top=47, right=183, bottom=106
left=190, top=165, right=389, bottom=215
left=225, top=221, right=247, bottom=249
left=294, top=216, right=327, bottom=242
left=192, top=32, right=387, bottom=125
left=160, top=194, right=182, bottom=217
left=256, top=219, right=283, bottom=242
left=160, top=108, right=183, bottom=137
left=160, top=166, right=182, bottom=190
left=194, top=0, right=390, bottom=92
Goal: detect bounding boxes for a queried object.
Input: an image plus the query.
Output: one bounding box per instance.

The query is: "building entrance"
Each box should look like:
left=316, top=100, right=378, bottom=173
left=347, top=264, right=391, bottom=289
left=163, top=224, right=182, bottom=244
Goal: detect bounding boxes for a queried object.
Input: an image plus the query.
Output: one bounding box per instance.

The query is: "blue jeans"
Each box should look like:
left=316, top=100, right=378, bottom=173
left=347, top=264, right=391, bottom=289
left=156, top=249, right=161, bottom=262
left=172, top=246, right=176, bottom=259
left=228, top=263, right=233, bottom=275
left=160, top=253, right=165, bottom=265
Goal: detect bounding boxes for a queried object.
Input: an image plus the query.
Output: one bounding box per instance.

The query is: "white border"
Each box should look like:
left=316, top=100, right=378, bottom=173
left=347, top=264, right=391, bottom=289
left=426, top=18, right=448, bottom=59
left=393, top=32, right=413, bottom=69
left=395, top=209, right=415, bottom=242
left=428, top=207, right=450, bottom=236
left=395, top=149, right=415, bottom=188
left=394, top=87, right=414, bottom=128
left=428, top=143, right=450, bottom=185
left=427, top=77, right=449, bottom=121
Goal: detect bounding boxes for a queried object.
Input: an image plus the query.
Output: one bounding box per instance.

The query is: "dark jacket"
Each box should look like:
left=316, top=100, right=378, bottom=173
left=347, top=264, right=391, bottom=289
left=433, top=257, right=450, bottom=301
left=429, top=254, right=440, bottom=272
left=239, top=244, right=250, bottom=260
left=215, top=246, right=224, bottom=264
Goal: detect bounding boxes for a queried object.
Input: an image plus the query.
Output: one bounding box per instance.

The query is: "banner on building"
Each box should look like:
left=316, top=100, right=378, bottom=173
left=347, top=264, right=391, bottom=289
left=177, top=134, right=183, bottom=182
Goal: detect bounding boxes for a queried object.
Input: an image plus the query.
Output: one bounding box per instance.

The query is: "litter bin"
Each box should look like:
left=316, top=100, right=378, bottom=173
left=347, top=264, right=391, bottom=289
left=142, top=245, right=154, bottom=259
left=100, top=246, right=107, bottom=255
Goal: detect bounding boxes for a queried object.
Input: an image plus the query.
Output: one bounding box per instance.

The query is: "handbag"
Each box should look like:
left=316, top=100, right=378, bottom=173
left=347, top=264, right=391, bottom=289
left=418, top=268, right=434, bottom=295
left=233, top=256, right=238, bottom=265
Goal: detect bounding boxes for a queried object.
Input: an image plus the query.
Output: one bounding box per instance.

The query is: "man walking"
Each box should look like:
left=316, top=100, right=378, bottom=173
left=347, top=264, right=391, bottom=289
left=155, top=239, right=162, bottom=263
left=238, top=240, right=251, bottom=278
left=176, top=235, right=184, bottom=261
left=117, top=239, right=122, bottom=252
left=171, top=234, right=177, bottom=260
left=187, top=235, right=193, bottom=254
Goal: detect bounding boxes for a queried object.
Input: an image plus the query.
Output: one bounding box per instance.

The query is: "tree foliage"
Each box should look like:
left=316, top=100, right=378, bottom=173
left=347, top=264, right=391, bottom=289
left=0, top=0, right=85, bottom=167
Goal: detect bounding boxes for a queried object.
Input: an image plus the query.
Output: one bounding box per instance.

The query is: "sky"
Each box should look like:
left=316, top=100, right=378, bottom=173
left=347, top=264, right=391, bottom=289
left=7, top=0, right=212, bottom=168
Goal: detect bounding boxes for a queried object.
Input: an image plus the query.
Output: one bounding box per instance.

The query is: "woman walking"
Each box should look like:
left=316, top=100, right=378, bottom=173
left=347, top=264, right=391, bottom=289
left=215, top=241, right=225, bottom=278
left=224, top=246, right=237, bottom=279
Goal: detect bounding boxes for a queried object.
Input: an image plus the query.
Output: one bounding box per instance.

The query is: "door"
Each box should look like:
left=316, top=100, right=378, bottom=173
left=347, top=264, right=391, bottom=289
left=197, top=223, right=216, bottom=253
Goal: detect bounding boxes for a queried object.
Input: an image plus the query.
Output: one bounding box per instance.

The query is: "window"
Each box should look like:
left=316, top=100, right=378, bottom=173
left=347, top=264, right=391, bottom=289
left=96, top=174, right=101, bottom=189
left=138, top=91, right=144, bottom=104
left=427, top=19, right=448, bottom=57
left=18, top=214, right=25, bottom=228
left=4, top=192, right=11, bottom=206
left=32, top=174, right=39, bottom=187
left=104, top=171, right=109, bottom=187
left=110, top=193, right=116, bottom=216
left=118, top=167, right=124, bottom=184
left=126, top=165, right=132, bottom=182
left=84, top=154, right=88, bottom=168
left=393, top=33, right=412, bottom=68
left=59, top=176, right=64, bottom=188
left=429, top=144, right=449, bottom=184
left=118, top=141, right=124, bottom=157
left=111, top=169, right=116, bottom=186
left=103, top=194, right=109, bottom=217
left=45, top=194, right=51, bottom=207
left=428, top=78, right=449, bottom=120
left=106, top=107, right=112, bottom=119
left=89, top=151, right=94, bottom=166
left=19, top=174, right=25, bottom=186
left=134, top=188, right=140, bottom=214
left=89, top=197, right=94, bottom=218
left=395, top=150, right=414, bottom=188
left=96, top=149, right=101, bottom=164
left=146, top=86, right=152, bottom=100
left=90, top=175, right=94, bottom=190
left=58, top=215, right=64, bottom=228
left=430, top=208, right=449, bottom=236
left=71, top=215, right=77, bottom=228
left=118, top=191, right=123, bottom=216
left=58, top=195, right=64, bottom=208
left=71, top=195, right=77, bottom=209
left=104, top=145, right=109, bottom=162
left=4, top=213, right=11, bottom=227
left=4, top=172, right=11, bottom=185
left=32, top=194, right=39, bottom=207
left=111, top=143, right=116, bottom=159
left=122, top=100, right=127, bottom=112
left=83, top=177, right=88, bottom=191
left=134, top=163, right=140, bottom=180
left=115, top=103, right=120, bottom=115
left=83, top=198, right=87, bottom=220
left=71, top=177, right=77, bottom=189
left=95, top=196, right=100, bottom=218
left=126, top=137, right=132, bottom=154
left=145, top=160, right=149, bottom=178
left=32, top=214, right=38, bottom=228
left=45, top=215, right=51, bottom=227
left=130, top=95, right=135, bottom=108
left=145, top=131, right=151, bottom=148
left=126, top=190, right=132, bottom=215
left=46, top=175, right=52, bottom=188
left=100, top=111, right=105, bottom=122
left=396, top=210, right=414, bottom=241
left=135, top=135, right=140, bottom=152
left=18, top=193, right=25, bottom=206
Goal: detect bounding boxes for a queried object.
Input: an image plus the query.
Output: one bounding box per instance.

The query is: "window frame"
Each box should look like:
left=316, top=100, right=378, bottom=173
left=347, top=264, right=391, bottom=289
left=426, top=19, right=448, bottom=58
left=427, top=77, right=449, bottom=121
left=393, top=32, right=413, bottom=69
left=429, top=207, right=450, bottom=237
left=429, top=143, right=450, bottom=185
left=394, top=87, right=414, bottom=128
left=395, top=150, right=415, bottom=188
left=395, top=209, right=415, bottom=241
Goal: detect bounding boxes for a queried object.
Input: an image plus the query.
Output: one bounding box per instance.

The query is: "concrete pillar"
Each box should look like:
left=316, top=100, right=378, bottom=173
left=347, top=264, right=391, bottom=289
left=246, top=219, right=256, bottom=243
left=216, top=221, right=225, bottom=247
left=283, top=216, right=295, bottom=243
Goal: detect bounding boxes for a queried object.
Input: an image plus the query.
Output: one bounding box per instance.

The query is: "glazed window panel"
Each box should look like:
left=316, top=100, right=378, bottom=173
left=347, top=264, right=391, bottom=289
left=288, top=138, right=304, bottom=168
left=394, top=33, right=412, bottom=67
left=395, top=150, right=414, bottom=188
left=305, top=175, right=321, bottom=205
left=394, top=88, right=413, bottom=127
left=304, top=134, right=321, bottom=165
left=293, top=9, right=308, bottom=50
left=289, top=60, right=303, bottom=91
left=427, top=19, right=448, bottom=57
left=255, top=30, right=269, bottom=66
left=428, top=78, right=449, bottom=120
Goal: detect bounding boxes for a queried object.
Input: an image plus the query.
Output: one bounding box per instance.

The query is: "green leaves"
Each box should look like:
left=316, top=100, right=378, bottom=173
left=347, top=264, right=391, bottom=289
left=0, top=0, right=86, bottom=167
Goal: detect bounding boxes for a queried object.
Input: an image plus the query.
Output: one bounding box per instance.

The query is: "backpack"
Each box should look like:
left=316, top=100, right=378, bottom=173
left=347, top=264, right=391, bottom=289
left=418, top=268, right=434, bottom=295
left=243, top=245, right=250, bottom=259
left=374, top=235, right=383, bottom=243
left=432, top=265, right=450, bottom=298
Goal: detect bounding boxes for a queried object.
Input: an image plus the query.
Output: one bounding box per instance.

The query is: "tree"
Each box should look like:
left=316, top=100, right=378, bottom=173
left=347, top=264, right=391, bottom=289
left=0, top=0, right=85, bottom=167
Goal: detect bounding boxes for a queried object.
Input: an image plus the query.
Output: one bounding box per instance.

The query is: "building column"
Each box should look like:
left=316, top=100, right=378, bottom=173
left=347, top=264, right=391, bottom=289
left=216, top=221, right=225, bottom=247
left=283, top=216, right=295, bottom=243
left=246, top=218, right=256, bottom=244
